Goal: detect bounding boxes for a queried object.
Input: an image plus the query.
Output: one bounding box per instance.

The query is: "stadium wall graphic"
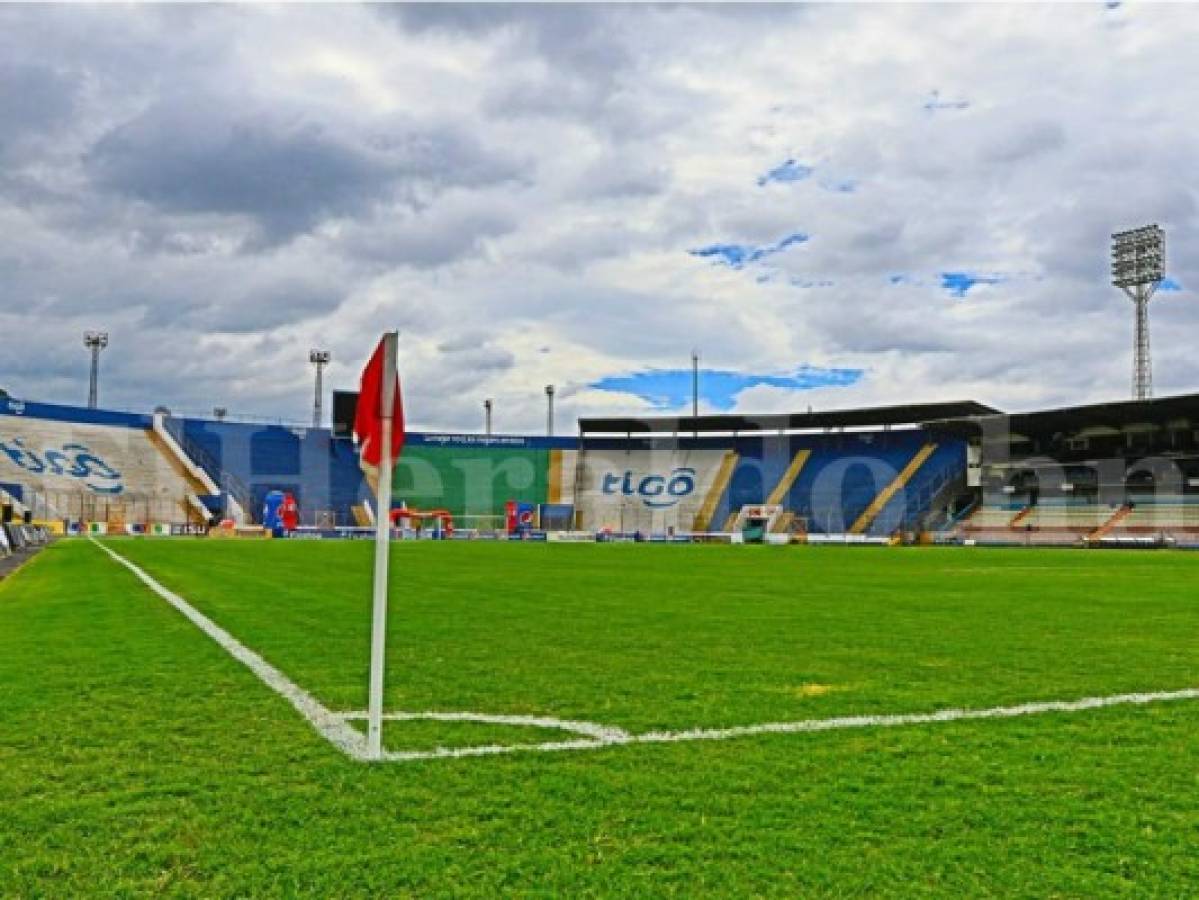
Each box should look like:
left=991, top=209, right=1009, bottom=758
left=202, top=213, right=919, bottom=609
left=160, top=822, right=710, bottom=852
left=0, top=400, right=200, bottom=522
left=575, top=446, right=736, bottom=532
left=391, top=436, right=577, bottom=519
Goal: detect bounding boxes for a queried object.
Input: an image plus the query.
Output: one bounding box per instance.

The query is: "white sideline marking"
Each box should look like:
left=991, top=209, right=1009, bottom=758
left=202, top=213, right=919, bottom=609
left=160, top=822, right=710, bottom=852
left=342, top=688, right=1199, bottom=763
left=92, top=539, right=1199, bottom=765
left=91, top=538, right=372, bottom=761
left=336, top=710, right=632, bottom=743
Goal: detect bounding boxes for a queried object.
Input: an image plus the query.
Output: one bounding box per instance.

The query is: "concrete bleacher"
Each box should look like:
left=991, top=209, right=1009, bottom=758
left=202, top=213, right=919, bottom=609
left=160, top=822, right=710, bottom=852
left=1021, top=504, right=1120, bottom=532
left=961, top=502, right=1142, bottom=546
left=966, top=500, right=1199, bottom=546
left=787, top=431, right=962, bottom=535
left=963, top=506, right=1022, bottom=529
left=574, top=438, right=735, bottom=533
left=1, top=398, right=206, bottom=525
left=694, top=429, right=966, bottom=537
left=1105, top=502, right=1199, bottom=540
left=176, top=417, right=367, bottom=526
left=178, top=416, right=577, bottom=527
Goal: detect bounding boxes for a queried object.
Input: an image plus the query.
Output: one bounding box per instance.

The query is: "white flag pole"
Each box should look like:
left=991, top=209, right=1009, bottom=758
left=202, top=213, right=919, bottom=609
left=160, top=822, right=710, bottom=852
left=367, top=330, right=398, bottom=760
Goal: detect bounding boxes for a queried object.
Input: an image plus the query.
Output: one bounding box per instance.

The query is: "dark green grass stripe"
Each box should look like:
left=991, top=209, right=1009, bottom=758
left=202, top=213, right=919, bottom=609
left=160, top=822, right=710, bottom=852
left=2, top=540, right=1198, bottom=896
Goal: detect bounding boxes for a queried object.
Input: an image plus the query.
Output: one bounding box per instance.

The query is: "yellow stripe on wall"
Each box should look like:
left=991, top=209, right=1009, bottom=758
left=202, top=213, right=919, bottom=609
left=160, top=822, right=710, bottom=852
left=692, top=451, right=739, bottom=532
left=766, top=448, right=811, bottom=507
left=849, top=443, right=937, bottom=535
left=547, top=449, right=563, bottom=504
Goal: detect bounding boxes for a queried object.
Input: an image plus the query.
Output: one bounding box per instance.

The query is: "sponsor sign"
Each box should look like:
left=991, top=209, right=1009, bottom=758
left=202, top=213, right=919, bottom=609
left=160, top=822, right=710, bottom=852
left=0, top=435, right=124, bottom=495
left=600, top=468, right=696, bottom=509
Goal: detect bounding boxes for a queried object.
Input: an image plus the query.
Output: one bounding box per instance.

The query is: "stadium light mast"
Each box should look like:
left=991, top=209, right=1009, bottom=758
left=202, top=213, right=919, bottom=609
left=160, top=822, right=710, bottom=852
left=309, top=349, right=331, bottom=428
left=1111, top=225, right=1165, bottom=401
left=691, top=348, right=700, bottom=438
left=545, top=384, right=555, bottom=437
left=484, top=398, right=493, bottom=436
left=83, top=331, right=108, bottom=409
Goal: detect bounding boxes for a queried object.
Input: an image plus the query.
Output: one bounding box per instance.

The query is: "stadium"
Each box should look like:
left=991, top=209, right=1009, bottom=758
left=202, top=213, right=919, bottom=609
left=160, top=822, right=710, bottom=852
left=5, top=386, right=1199, bottom=548
left=4, top=337, right=1199, bottom=893
left=4, top=5, right=1199, bottom=897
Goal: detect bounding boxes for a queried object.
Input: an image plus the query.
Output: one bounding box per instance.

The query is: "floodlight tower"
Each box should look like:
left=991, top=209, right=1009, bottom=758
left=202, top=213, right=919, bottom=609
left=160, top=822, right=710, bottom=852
left=83, top=331, right=109, bottom=409
left=545, top=384, right=555, bottom=437
left=484, top=398, right=493, bottom=436
left=309, top=349, right=331, bottom=428
left=691, top=348, right=700, bottom=438
left=1111, top=225, right=1165, bottom=401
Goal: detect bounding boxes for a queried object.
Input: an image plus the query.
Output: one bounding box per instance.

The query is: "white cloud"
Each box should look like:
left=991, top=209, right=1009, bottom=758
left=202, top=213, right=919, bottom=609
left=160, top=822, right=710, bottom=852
left=1, top=3, right=1197, bottom=430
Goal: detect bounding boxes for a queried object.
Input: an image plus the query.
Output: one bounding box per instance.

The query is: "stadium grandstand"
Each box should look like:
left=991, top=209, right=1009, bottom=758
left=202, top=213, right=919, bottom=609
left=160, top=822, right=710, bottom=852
left=6, top=388, right=1199, bottom=547
left=948, top=393, right=1199, bottom=548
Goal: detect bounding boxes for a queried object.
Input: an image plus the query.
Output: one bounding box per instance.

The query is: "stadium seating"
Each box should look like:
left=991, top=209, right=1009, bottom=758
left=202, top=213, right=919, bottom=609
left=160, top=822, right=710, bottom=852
left=585, top=429, right=967, bottom=537
left=963, top=506, right=1023, bottom=528
left=1104, top=502, right=1199, bottom=541
left=574, top=438, right=735, bottom=533
left=959, top=502, right=1139, bottom=546
left=1021, top=504, right=1118, bottom=532
left=177, top=416, right=576, bottom=528
left=1, top=400, right=207, bottom=526
left=785, top=431, right=963, bottom=535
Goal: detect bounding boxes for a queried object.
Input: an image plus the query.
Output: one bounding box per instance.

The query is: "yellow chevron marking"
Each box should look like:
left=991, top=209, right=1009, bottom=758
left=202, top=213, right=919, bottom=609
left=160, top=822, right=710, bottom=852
left=692, top=451, right=739, bottom=532
left=766, top=448, right=812, bottom=507
left=850, top=443, right=938, bottom=535
left=547, top=449, right=563, bottom=504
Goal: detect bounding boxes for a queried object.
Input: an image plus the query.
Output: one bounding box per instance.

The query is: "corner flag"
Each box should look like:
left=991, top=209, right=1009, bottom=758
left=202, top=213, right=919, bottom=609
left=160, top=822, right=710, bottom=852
left=355, top=331, right=403, bottom=759
left=354, top=334, right=405, bottom=484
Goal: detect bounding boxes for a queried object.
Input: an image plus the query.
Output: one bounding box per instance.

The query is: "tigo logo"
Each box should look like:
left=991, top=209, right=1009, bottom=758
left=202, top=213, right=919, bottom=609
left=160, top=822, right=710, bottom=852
left=601, top=468, right=696, bottom=508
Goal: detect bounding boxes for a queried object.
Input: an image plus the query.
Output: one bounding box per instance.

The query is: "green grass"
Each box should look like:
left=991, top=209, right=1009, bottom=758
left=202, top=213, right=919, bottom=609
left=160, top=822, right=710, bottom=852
left=2, top=538, right=1198, bottom=896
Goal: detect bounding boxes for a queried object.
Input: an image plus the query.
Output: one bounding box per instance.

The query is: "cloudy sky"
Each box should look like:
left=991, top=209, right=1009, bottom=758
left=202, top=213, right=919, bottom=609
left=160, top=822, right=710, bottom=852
left=1, top=3, right=1196, bottom=432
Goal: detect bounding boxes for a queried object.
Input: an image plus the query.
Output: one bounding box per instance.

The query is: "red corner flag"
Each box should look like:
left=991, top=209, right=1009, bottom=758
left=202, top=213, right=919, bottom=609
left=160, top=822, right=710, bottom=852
left=358, top=332, right=403, bottom=760
left=353, top=334, right=404, bottom=475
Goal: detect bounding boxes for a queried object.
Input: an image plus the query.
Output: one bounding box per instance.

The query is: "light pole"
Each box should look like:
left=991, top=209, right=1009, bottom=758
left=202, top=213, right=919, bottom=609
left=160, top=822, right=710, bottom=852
left=1112, top=225, right=1165, bottom=401
left=691, top=348, right=700, bottom=437
left=545, top=384, right=555, bottom=437
left=484, top=398, right=493, bottom=436
left=309, top=350, right=331, bottom=428
left=83, top=331, right=109, bottom=409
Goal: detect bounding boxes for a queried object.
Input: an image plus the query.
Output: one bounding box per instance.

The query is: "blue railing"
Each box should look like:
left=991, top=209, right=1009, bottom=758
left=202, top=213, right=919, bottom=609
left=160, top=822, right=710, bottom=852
left=161, top=416, right=255, bottom=522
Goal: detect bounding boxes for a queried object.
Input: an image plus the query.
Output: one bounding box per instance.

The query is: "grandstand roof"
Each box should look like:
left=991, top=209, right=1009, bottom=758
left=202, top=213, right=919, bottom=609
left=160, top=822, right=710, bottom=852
left=578, top=400, right=1001, bottom=435
left=939, top=392, right=1199, bottom=437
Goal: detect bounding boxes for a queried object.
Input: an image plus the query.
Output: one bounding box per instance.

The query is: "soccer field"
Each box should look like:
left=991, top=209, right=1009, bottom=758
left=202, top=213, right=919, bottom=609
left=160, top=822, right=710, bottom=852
left=3, top=540, right=1198, bottom=895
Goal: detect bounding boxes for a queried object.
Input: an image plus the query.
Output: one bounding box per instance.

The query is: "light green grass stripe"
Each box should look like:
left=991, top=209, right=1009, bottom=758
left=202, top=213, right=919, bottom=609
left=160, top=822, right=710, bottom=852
left=90, top=538, right=370, bottom=760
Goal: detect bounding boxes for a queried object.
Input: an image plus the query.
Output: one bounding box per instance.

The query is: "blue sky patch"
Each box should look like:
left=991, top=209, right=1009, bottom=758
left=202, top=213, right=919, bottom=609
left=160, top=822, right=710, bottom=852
left=940, top=271, right=1004, bottom=297
left=757, top=158, right=814, bottom=187
left=924, top=90, right=970, bottom=112
left=1159, top=276, right=1182, bottom=291
left=691, top=232, right=808, bottom=269
left=591, top=365, right=864, bottom=411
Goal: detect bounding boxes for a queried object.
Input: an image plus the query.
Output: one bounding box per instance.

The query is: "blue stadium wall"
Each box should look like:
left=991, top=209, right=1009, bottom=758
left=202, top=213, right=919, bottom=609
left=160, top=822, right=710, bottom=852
left=176, top=418, right=575, bottom=524
left=579, top=429, right=966, bottom=535
left=3, top=396, right=965, bottom=533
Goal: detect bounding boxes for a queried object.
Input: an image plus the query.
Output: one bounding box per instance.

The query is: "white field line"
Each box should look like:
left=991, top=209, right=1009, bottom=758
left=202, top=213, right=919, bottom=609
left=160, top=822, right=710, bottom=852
left=337, top=688, right=1199, bottom=764
left=91, top=538, right=371, bottom=761
left=336, top=710, right=632, bottom=743
left=93, top=539, right=1199, bottom=766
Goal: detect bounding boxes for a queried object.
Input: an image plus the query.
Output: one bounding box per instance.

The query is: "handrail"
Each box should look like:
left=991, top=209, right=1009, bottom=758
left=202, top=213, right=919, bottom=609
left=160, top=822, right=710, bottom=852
left=161, top=416, right=254, bottom=521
